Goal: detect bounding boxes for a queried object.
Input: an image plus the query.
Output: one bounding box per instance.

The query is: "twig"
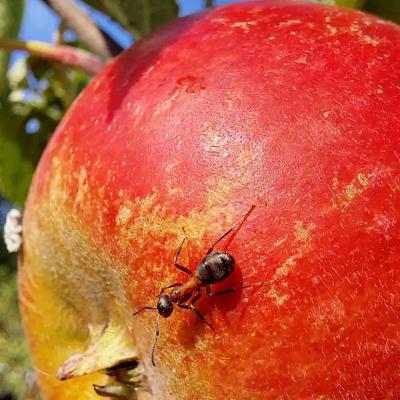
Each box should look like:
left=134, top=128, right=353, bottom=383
left=206, top=0, right=214, bottom=8
left=42, top=0, right=123, bottom=59
left=0, top=40, right=105, bottom=75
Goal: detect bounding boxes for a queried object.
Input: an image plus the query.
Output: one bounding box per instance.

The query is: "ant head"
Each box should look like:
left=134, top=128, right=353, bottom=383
left=157, top=294, right=173, bottom=318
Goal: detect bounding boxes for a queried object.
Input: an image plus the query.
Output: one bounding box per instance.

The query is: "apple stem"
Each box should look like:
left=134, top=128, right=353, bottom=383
left=0, top=39, right=106, bottom=75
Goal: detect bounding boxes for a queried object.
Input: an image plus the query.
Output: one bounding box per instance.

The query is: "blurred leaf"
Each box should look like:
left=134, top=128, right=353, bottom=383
left=0, top=0, right=24, bottom=97
left=316, top=0, right=365, bottom=7
left=0, top=57, right=89, bottom=206
left=7, top=57, right=28, bottom=89
left=317, top=0, right=400, bottom=24
left=363, top=0, right=400, bottom=24
left=336, top=0, right=365, bottom=7
left=0, top=266, right=31, bottom=399
left=82, top=0, right=179, bottom=38
left=0, top=99, right=44, bottom=206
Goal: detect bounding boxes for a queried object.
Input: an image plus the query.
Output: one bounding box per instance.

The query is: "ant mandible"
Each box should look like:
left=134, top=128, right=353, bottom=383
left=133, top=205, right=258, bottom=366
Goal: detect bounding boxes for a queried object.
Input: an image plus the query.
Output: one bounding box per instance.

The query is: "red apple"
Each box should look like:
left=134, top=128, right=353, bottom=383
left=19, top=1, right=400, bottom=399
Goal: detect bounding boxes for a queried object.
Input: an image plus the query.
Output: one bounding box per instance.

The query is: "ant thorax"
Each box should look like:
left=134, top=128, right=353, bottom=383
left=169, top=276, right=201, bottom=303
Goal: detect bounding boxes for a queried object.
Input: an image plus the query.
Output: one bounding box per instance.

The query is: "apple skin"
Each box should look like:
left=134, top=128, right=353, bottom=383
left=19, top=1, right=400, bottom=399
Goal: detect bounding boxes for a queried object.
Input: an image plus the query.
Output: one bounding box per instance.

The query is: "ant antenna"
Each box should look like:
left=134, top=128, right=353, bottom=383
left=224, top=204, right=255, bottom=250
left=151, top=314, right=161, bottom=367
left=132, top=306, right=157, bottom=316
left=132, top=305, right=160, bottom=366
left=206, top=205, right=256, bottom=255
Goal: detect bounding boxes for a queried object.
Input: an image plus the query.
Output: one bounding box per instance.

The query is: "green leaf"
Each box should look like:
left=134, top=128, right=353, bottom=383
left=0, top=56, right=89, bottom=206
left=336, top=0, right=365, bottom=7
left=316, top=0, right=400, bottom=23
left=363, top=0, right=400, bottom=24
left=0, top=100, right=44, bottom=206
left=315, top=0, right=336, bottom=5
left=315, top=0, right=365, bottom=7
left=0, top=0, right=27, bottom=205
left=0, top=0, right=24, bottom=97
left=82, top=0, right=179, bottom=38
left=0, top=266, right=32, bottom=399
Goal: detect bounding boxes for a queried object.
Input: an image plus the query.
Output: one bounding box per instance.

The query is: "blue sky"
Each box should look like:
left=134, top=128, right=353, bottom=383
left=19, top=0, right=236, bottom=47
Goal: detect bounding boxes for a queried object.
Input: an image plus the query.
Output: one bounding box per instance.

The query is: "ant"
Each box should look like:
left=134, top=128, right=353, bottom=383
left=133, top=205, right=259, bottom=366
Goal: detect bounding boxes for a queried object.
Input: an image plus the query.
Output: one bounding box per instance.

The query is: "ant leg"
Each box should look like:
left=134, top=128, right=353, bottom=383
left=178, top=303, right=216, bottom=331
left=174, top=228, right=192, bottom=276
left=151, top=314, right=161, bottom=367
left=206, top=205, right=256, bottom=254
left=178, top=292, right=215, bottom=331
left=132, top=306, right=157, bottom=316
left=159, top=283, right=182, bottom=295
left=206, top=282, right=264, bottom=297
left=191, top=289, right=202, bottom=305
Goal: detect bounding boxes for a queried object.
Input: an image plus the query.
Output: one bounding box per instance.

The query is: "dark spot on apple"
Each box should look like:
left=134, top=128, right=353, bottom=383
left=176, top=76, right=206, bottom=93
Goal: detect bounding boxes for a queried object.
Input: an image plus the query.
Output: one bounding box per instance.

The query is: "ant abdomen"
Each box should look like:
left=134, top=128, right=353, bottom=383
left=196, top=251, right=235, bottom=285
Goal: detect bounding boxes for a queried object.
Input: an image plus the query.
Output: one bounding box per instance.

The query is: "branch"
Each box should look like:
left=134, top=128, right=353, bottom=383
left=42, top=0, right=123, bottom=59
left=206, top=0, right=214, bottom=8
left=0, top=40, right=105, bottom=75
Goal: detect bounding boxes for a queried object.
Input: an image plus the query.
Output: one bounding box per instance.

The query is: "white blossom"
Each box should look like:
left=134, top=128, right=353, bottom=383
left=3, top=208, right=23, bottom=253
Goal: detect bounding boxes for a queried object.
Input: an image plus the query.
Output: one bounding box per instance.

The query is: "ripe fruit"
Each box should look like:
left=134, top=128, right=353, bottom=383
left=19, top=1, right=400, bottom=399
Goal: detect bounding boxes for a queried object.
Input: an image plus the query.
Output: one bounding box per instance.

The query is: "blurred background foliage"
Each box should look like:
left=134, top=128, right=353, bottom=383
left=0, top=0, right=399, bottom=398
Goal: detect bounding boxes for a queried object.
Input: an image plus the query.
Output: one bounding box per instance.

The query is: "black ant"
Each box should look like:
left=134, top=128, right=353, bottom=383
left=133, top=205, right=259, bottom=366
